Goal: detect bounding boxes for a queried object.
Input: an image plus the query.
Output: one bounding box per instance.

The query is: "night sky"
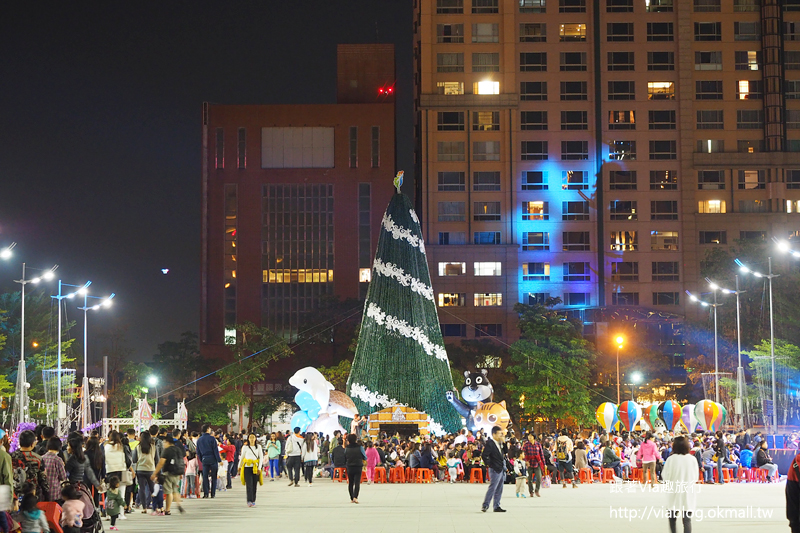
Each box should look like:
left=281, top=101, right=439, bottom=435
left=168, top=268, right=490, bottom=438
left=0, top=1, right=413, bottom=364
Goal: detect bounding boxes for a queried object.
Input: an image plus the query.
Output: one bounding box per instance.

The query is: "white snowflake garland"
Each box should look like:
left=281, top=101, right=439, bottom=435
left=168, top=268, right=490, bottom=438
left=349, top=382, right=398, bottom=408
left=372, top=258, right=434, bottom=302
left=427, top=417, right=446, bottom=437
left=381, top=213, right=426, bottom=254
left=409, top=209, right=419, bottom=224
left=366, top=303, right=448, bottom=362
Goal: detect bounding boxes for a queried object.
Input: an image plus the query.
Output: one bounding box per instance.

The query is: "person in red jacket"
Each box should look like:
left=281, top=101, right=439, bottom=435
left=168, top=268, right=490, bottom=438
left=220, top=437, right=236, bottom=489
left=786, top=451, right=800, bottom=533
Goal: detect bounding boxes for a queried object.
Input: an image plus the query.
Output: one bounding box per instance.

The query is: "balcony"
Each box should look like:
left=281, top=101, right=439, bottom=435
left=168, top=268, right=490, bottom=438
left=693, top=151, right=800, bottom=167
left=420, top=93, right=519, bottom=109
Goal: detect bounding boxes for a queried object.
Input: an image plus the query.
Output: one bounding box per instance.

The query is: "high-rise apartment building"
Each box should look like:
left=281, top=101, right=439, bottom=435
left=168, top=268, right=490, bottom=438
left=414, top=0, right=800, bottom=357
left=200, top=44, right=396, bottom=363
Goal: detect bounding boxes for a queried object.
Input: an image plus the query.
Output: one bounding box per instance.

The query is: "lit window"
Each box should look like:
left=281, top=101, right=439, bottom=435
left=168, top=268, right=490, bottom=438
left=224, top=328, right=236, bottom=346
left=263, top=269, right=334, bottom=283
left=610, top=231, right=638, bottom=251
left=475, top=80, right=500, bottom=95
left=438, top=293, right=466, bottom=307
left=648, top=82, right=675, bottom=100
left=523, top=201, right=549, bottom=220
left=698, top=200, right=726, bottom=213
left=474, top=293, right=503, bottom=306
left=437, top=82, right=464, bottom=95
left=522, top=262, right=550, bottom=280
left=651, top=231, right=679, bottom=250
left=474, top=262, right=502, bottom=276
left=359, top=268, right=372, bottom=282
left=438, top=262, right=466, bottom=276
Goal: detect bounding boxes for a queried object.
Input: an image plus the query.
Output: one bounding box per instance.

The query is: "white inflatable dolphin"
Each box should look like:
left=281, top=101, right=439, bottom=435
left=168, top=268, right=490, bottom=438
left=289, top=366, right=335, bottom=415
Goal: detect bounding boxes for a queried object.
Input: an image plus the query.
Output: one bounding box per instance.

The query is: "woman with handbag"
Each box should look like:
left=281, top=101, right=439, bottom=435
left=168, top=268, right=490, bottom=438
left=104, top=431, right=127, bottom=487
left=300, top=433, right=319, bottom=487
left=238, top=433, right=263, bottom=507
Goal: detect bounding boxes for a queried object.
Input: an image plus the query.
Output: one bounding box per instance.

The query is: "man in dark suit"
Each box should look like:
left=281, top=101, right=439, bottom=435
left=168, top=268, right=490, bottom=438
left=481, top=425, right=507, bottom=513
left=196, top=424, right=222, bottom=498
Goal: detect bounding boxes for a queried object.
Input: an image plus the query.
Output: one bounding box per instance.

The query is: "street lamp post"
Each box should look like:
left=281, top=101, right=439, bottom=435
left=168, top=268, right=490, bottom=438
left=52, top=279, right=91, bottom=434
left=11, top=263, right=58, bottom=426
left=615, top=335, right=624, bottom=404
left=630, top=371, right=643, bottom=401
left=147, top=376, right=159, bottom=416
left=78, top=292, right=115, bottom=429
left=685, top=289, right=723, bottom=404
left=736, top=258, right=779, bottom=433
left=705, top=276, right=746, bottom=429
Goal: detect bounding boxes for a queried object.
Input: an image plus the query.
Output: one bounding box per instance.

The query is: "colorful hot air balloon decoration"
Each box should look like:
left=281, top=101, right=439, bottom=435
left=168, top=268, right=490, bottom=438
left=658, top=400, right=683, bottom=432
left=617, top=401, right=642, bottom=431
left=694, top=400, right=721, bottom=431
left=595, top=402, right=618, bottom=432
left=711, top=402, right=727, bottom=430
left=681, top=404, right=697, bottom=432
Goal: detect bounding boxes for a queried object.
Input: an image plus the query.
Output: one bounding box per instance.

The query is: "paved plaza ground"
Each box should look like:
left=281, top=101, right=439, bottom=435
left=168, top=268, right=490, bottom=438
left=114, top=476, right=788, bottom=533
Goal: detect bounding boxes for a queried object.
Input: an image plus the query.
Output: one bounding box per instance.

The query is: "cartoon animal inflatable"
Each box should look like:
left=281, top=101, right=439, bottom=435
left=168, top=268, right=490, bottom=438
left=472, top=400, right=511, bottom=435
left=445, top=370, right=494, bottom=432
left=289, top=366, right=335, bottom=415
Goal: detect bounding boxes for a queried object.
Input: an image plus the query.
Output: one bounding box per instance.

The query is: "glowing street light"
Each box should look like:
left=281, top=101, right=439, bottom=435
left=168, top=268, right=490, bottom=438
left=78, top=291, right=115, bottom=428
left=735, top=257, right=779, bottom=433
left=705, top=276, right=747, bottom=429
left=147, top=376, right=159, bottom=416
left=630, top=371, right=643, bottom=401
left=0, top=242, right=17, bottom=260
left=685, top=288, right=723, bottom=403
left=52, top=279, right=92, bottom=434
left=12, top=262, right=58, bottom=426
left=615, top=335, right=625, bottom=404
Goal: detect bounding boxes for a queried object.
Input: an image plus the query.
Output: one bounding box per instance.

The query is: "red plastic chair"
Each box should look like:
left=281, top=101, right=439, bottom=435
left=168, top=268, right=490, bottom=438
left=601, top=468, right=615, bottom=483
left=469, top=469, right=484, bottom=483
left=374, top=468, right=387, bottom=484
left=416, top=468, right=433, bottom=483
left=333, top=467, right=348, bottom=482
left=578, top=468, right=593, bottom=484
left=37, top=501, right=63, bottom=533
left=389, top=467, right=405, bottom=483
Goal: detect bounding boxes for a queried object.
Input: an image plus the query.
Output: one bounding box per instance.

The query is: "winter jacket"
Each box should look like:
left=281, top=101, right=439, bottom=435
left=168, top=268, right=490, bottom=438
left=636, top=440, right=662, bottom=463
left=196, top=434, right=221, bottom=464
left=786, top=452, right=800, bottom=533
left=481, top=438, right=505, bottom=473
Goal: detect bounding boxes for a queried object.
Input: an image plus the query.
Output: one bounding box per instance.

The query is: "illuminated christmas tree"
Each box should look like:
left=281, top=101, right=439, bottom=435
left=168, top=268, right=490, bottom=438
left=347, top=177, right=461, bottom=434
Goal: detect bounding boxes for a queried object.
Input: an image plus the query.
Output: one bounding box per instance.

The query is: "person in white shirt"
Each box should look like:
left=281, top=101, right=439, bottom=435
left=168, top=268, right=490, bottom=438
left=454, top=429, right=467, bottom=446
left=238, top=433, right=263, bottom=507
left=662, top=436, right=697, bottom=533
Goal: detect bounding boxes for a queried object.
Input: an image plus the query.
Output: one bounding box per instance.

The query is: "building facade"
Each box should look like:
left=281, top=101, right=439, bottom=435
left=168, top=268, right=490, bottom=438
left=201, top=44, right=396, bottom=362
left=414, top=0, right=800, bottom=356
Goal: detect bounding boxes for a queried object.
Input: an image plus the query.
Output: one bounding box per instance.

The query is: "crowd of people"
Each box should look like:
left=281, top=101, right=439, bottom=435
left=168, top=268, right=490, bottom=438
left=0, top=421, right=785, bottom=531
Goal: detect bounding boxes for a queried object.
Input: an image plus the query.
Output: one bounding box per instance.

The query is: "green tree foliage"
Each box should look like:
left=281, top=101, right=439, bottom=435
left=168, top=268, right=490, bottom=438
left=107, top=361, right=151, bottom=417
left=0, top=290, right=76, bottom=419
left=152, top=331, right=203, bottom=387
left=699, top=242, right=800, bottom=348
left=189, top=395, right=231, bottom=427
left=318, top=359, right=352, bottom=391
left=505, top=301, right=596, bottom=428
left=249, top=396, right=285, bottom=431
left=217, top=322, right=292, bottom=416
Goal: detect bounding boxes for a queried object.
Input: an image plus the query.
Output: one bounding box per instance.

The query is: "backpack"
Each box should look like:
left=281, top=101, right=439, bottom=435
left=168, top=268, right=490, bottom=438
left=556, top=439, right=568, bottom=461
left=166, top=446, right=186, bottom=475
left=11, top=451, right=48, bottom=500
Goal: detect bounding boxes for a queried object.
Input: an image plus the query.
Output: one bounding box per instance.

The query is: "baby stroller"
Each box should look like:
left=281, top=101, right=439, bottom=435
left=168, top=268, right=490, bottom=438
left=75, top=483, right=104, bottom=533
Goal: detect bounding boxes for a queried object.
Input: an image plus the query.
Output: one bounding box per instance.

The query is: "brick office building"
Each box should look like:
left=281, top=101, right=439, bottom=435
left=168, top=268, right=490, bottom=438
left=200, top=44, right=397, bottom=371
